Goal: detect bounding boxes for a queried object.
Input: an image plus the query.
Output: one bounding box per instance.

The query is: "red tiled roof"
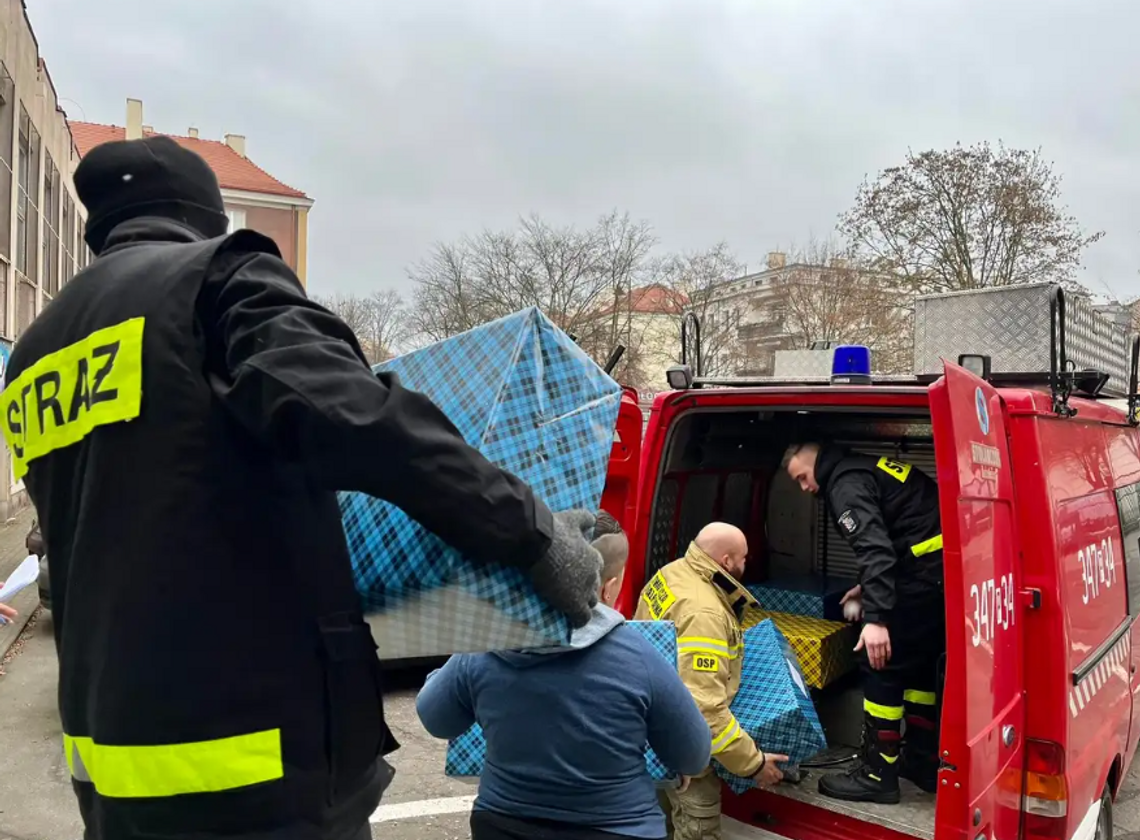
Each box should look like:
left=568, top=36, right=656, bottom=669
left=629, top=285, right=688, bottom=314
left=595, top=284, right=688, bottom=318
left=67, top=121, right=309, bottom=200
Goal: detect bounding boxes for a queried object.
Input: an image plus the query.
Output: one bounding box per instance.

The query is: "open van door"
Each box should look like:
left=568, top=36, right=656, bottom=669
left=603, top=386, right=643, bottom=614
left=930, top=362, right=1025, bottom=840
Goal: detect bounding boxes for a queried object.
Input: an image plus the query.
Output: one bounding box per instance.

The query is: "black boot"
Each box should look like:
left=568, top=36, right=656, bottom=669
left=901, top=715, right=939, bottom=793
left=818, top=724, right=901, bottom=804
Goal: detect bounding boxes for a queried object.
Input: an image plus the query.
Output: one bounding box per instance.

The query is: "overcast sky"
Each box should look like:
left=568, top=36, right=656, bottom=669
left=28, top=0, right=1140, bottom=300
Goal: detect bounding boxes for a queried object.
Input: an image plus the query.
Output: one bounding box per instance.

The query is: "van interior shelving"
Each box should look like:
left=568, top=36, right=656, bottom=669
left=646, top=405, right=939, bottom=839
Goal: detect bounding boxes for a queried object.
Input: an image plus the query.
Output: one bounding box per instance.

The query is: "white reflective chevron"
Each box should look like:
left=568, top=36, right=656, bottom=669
left=1069, top=633, right=1129, bottom=719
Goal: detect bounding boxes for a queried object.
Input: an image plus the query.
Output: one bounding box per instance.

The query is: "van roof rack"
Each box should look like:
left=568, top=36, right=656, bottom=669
left=688, top=375, right=924, bottom=389
left=670, top=284, right=1140, bottom=425
left=688, top=371, right=1112, bottom=392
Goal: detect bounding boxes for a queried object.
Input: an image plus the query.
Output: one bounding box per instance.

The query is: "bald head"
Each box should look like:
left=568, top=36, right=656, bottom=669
left=784, top=442, right=822, bottom=494
left=694, top=522, right=749, bottom=579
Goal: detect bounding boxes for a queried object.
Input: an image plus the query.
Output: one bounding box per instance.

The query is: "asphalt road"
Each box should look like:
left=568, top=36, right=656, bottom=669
left=0, top=614, right=480, bottom=840
left=3, top=609, right=1140, bottom=840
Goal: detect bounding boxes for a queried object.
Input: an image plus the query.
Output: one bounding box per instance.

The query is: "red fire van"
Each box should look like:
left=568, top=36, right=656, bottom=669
left=602, top=285, right=1140, bottom=840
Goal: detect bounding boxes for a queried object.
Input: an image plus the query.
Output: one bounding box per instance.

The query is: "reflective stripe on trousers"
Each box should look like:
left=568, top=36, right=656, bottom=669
left=64, top=729, right=284, bottom=798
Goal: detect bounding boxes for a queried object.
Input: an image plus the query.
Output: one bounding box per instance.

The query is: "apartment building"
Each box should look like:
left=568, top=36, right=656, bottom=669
left=707, top=252, right=911, bottom=376
left=0, top=2, right=91, bottom=517
left=70, top=99, right=313, bottom=284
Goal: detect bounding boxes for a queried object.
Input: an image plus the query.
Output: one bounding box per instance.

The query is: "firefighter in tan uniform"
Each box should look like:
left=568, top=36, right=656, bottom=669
left=635, top=522, right=788, bottom=840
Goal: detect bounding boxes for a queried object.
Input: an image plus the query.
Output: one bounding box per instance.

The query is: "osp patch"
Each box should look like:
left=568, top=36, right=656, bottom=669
left=838, top=510, right=858, bottom=534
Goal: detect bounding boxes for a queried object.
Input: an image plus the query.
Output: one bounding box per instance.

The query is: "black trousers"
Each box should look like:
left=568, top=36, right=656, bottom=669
left=861, top=587, right=946, bottom=763
left=470, top=810, right=662, bottom=840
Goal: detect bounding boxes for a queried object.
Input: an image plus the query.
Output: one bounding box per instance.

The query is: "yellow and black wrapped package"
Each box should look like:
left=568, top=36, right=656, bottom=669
left=743, top=609, right=858, bottom=689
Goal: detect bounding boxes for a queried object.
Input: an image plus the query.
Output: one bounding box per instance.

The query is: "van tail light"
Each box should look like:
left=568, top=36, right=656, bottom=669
left=1024, top=739, right=1068, bottom=821
left=1024, top=813, right=1068, bottom=840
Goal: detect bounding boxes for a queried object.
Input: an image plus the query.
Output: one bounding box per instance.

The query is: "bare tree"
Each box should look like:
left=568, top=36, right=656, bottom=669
left=770, top=240, right=913, bottom=374
left=313, top=289, right=409, bottom=364
left=572, top=212, right=659, bottom=387
left=839, top=142, right=1103, bottom=294
left=405, top=244, right=491, bottom=343
left=655, top=242, right=746, bottom=377
left=407, top=212, right=656, bottom=385
left=358, top=290, right=409, bottom=363
left=314, top=292, right=372, bottom=338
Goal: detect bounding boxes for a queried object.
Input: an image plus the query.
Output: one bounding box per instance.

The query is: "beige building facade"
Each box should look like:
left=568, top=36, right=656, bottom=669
left=0, top=2, right=91, bottom=519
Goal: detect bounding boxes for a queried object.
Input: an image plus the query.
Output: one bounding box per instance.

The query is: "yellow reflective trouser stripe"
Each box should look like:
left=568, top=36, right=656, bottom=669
left=904, top=689, right=937, bottom=706
left=863, top=699, right=905, bottom=721
left=1, top=317, right=146, bottom=481
left=911, top=534, right=943, bottom=557
left=711, top=719, right=742, bottom=755
left=63, top=729, right=284, bottom=799
left=882, top=754, right=899, bottom=764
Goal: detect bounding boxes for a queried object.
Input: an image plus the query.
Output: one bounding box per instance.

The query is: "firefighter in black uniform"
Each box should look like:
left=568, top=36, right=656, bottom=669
left=1, top=136, right=604, bottom=840
left=784, top=442, right=944, bottom=804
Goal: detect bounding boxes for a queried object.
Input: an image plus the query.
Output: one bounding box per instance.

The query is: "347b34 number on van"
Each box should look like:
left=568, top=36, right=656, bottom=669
left=971, top=573, right=1015, bottom=648
left=1079, top=538, right=1118, bottom=605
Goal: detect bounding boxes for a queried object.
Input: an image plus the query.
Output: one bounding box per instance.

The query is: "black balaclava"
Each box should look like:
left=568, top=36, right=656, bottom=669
left=75, top=135, right=229, bottom=255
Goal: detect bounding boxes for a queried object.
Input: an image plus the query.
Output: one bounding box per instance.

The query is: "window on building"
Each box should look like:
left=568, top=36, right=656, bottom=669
left=62, top=194, right=72, bottom=284
left=0, top=64, right=13, bottom=263
left=42, top=162, right=51, bottom=293
left=1115, top=482, right=1140, bottom=617
left=15, top=276, right=34, bottom=336
left=0, top=262, right=8, bottom=339
left=16, top=110, right=40, bottom=285
left=28, top=124, right=40, bottom=286
left=15, top=107, right=28, bottom=277
left=42, top=156, right=59, bottom=296
left=226, top=207, right=247, bottom=232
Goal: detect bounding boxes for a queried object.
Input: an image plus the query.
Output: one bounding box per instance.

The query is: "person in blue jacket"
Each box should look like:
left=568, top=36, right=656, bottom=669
left=417, top=511, right=712, bottom=840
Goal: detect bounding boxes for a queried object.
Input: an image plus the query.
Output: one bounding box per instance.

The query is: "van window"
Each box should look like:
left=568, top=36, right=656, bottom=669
left=1114, top=481, right=1140, bottom=616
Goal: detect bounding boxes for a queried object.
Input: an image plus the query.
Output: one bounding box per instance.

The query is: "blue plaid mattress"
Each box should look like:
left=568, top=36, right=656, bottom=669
left=445, top=620, right=682, bottom=787
left=339, top=308, right=622, bottom=659
left=716, top=618, right=828, bottom=795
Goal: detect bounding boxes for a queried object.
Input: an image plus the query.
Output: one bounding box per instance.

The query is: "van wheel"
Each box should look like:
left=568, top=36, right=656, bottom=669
left=1095, top=786, right=1113, bottom=840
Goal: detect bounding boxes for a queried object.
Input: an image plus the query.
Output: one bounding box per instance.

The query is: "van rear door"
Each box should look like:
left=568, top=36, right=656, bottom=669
left=929, top=362, right=1025, bottom=840
left=603, top=386, right=643, bottom=614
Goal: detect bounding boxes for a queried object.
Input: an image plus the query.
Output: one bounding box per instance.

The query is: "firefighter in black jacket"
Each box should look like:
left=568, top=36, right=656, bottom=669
left=784, top=442, right=944, bottom=804
left=0, top=136, right=604, bottom=840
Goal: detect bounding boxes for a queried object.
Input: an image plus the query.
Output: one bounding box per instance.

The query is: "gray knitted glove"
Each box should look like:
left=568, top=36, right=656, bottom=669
left=530, top=509, right=603, bottom=628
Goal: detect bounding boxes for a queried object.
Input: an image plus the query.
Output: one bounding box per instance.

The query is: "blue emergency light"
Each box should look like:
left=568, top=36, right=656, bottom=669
left=831, top=345, right=872, bottom=385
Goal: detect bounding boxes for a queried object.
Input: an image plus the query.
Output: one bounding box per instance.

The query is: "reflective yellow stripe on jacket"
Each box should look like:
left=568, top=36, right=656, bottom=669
left=64, top=729, right=284, bottom=798
left=711, top=715, right=744, bottom=755
left=910, top=534, right=943, bottom=557
left=677, top=635, right=744, bottom=661
left=634, top=546, right=765, bottom=778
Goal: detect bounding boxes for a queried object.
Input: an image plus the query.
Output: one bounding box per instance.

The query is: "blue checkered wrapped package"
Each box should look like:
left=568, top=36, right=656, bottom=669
left=715, top=618, right=828, bottom=795
left=339, top=308, right=622, bottom=660
left=746, top=576, right=856, bottom=621
left=445, top=620, right=682, bottom=787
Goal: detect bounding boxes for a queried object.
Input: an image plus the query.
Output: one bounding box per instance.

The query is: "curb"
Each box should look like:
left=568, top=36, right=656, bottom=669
left=0, top=507, right=39, bottom=665
left=0, top=587, right=41, bottom=665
